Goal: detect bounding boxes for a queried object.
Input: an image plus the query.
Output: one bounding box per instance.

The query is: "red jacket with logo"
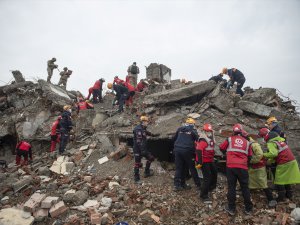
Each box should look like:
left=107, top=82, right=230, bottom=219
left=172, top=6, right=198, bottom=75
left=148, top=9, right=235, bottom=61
left=219, top=135, right=252, bottom=170
left=195, top=137, right=215, bottom=163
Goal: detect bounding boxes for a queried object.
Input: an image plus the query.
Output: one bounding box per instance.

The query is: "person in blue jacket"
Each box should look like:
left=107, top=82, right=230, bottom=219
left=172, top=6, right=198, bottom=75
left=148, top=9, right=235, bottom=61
left=222, top=67, right=246, bottom=96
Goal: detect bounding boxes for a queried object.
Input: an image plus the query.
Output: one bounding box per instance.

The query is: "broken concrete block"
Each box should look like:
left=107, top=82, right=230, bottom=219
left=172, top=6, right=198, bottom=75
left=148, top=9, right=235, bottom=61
left=60, top=162, right=74, bottom=174
left=12, top=176, right=33, bottom=192
left=49, top=201, right=68, bottom=218
left=33, top=208, right=48, bottom=222
left=63, top=189, right=76, bottom=203
left=73, top=190, right=89, bottom=205
left=143, top=80, right=216, bottom=105
left=41, top=196, right=59, bottom=209
left=237, top=100, right=273, bottom=117
left=285, top=120, right=300, bottom=130
left=83, top=200, right=99, bottom=208
left=0, top=208, right=34, bottom=225
left=49, top=161, right=62, bottom=174
left=98, top=156, right=109, bottom=165
left=228, top=108, right=243, bottom=117
left=291, top=208, right=300, bottom=223
left=100, top=213, right=113, bottom=225
left=187, top=113, right=200, bottom=119
left=90, top=212, right=101, bottom=224
left=108, top=181, right=120, bottom=190
left=109, top=147, right=128, bottom=160
left=98, top=206, right=109, bottom=213
left=38, top=166, right=51, bottom=176
left=243, top=88, right=277, bottom=105
left=101, top=197, right=112, bottom=208
left=23, top=192, right=47, bottom=212
left=210, top=93, right=234, bottom=113
left=79, top=145, right=89, bottom=151
left=84, top=176, right=92, bottom=182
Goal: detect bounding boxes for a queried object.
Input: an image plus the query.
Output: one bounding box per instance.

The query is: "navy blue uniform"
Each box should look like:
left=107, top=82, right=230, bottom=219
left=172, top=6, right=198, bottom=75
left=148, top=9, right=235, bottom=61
left=59, top=110, right=73, bottom=154
left=113, top=84, right=128, bottom=112
left=209, top=74, right=227, bottom=88
left=173, top=125, right=201, bottom=188
left=227, top=68, right=246, bottom=96
left=133, top=124, right=155, bottom=181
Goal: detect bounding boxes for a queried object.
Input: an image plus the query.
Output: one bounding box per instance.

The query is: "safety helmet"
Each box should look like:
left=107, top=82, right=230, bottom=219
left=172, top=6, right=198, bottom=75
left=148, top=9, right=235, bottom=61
left=100, top=78, right=105, bottom=82
left=186, top=118, right=196, bottom=125
left=140, top=116, right=149, bottom=122
left=107, top=83, right=113, bottom=89
left=232, top=124, right=243, bottom=133
left=258, top=127, right=270, bottom=137
left=203, top=123, right=213, bottom=132
left=222, top=67, right=228, bottom=74
left=241, top=130, right=249, bottom=137
left=63, top=105, right=72, bottom=111
left=266, top=116, right=277, bottom=125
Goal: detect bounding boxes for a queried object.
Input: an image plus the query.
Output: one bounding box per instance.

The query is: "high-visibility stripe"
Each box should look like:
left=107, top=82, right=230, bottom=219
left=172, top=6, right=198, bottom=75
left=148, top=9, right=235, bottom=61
left=227, top=137, right=249, bottom=155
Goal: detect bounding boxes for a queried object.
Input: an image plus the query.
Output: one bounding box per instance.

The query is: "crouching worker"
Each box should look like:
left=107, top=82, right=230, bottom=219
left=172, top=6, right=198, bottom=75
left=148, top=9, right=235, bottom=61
left=50, top=116, right=61, bottom=152
left=259, top=128, right=300, bottom=202
left=242, top=130, right=277, bottom=207
left=195, top=123, right=218, bottom=203
left=16, top=140, right=32, bottom=165
left=133, top=116, right=158, bottom=184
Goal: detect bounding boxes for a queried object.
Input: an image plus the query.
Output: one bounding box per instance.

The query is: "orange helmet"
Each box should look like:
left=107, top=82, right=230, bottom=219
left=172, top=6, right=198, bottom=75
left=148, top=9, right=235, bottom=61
left=233, top=124, right=243, bottom=133
left=107, top=83, right=113, bottom=89
left=266, top=116, right=277, bottom=125
left=203, top=123, right=213, bottom=132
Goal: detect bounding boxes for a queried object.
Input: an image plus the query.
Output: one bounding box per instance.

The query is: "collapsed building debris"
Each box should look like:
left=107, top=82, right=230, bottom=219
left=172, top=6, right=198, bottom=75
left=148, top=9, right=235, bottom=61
left=0, top=73, right=300, bottom=225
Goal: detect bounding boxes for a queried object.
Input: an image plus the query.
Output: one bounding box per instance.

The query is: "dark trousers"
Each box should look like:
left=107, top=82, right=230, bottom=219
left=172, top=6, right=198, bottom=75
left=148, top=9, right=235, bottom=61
left=236, top=78, right=245, bottom=96
left=59, top=129, right=69, bottom=154
left=92, top=89, right=102, bottom=103
left=174, top=149, right=201, bottom=188
left=269, top=164, right=292, bottom=200
left=226, top=167, right=253, bottom=211
left=200, top=162, right=218, bottom=199
left=263, top=188, right=274, bottom=202
left=133, top=144, right=154, bottom=181
left=16, top=150, right=28, bottom=165
left=118, top=93, right=128, bottom=112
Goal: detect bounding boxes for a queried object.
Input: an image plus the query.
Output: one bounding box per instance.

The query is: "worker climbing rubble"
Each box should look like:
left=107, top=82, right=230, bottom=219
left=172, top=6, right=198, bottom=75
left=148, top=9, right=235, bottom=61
left=222, top=67, right=246, bottom=96
left=15, top=140, right=32, bottom=166
left=50, top=116, right=62, bottom=153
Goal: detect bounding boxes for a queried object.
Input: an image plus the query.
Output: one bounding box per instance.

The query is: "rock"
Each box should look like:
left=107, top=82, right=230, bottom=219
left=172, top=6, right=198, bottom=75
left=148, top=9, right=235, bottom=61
left=92, top=113, right=108, bottom=127
left=285, top=120, right=300, bottom=130
left=33, top=208, right=48, bottom=222
left=90, top=212, right=101, bottom=224
left=98, top=207, right=109, bottom=213
left=98, top=156, right=109, bottom=165
left=243, top=88, right=277, bottom=105
left=38, top=166, right=51, bottom=176
left=237, top=100, right=274, bottom=117
left=100, top=213, right=112, bottom=225
left=60, top=162, right=74, bottom=175
left=187, top=113, right=201, bottom=119
left=63, top=189, right=76, bottom=203
left=108, top=181, right=120, bottom=190
left=23, top=192, right=47, bottom=212
left=84, top=176, right=92, bottom=182
left=228, top=108, right=243, bottom=117
left=111, top=209, right=127, bottom=216
left=145, top=106, right=156, bottom=114
left=73, top=190, right=89, bottom=205
left=101, top=197, right=112, bottom=208
left=109, top=146, right=128, bottom=161
left=11, top=70, right=26, bottom=83
left=291, top=208, right=300, bottom=223
left=12, top=176, right=33, bottom=192
left=289, top=203, right=297, bottom=209
left=0, top=208, right=34, bottom=225
left=209, top=90, right=234, bottom=113
left=83, top=200, right=99, bottom=208
left=79, top=145, right=89, bottom=151
left=41, top=196, right=59, bottom=209
left=1, top=196, right=9, bottom=204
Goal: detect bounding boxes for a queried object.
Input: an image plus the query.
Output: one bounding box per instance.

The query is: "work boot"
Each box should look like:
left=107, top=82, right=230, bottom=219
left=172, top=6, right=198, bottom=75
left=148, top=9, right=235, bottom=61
left=144, top=169, right=154, bottom=178
left=135, top=179, right=142, bottom=185
left=224, top=205, right=235, bottom=216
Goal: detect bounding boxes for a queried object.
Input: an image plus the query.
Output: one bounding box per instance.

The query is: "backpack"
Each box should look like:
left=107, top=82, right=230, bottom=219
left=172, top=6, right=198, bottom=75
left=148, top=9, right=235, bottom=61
left=130, top=65, right=138, bottom=74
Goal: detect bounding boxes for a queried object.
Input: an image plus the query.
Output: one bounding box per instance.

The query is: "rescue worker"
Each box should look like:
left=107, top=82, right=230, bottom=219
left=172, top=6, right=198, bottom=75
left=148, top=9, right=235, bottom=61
left=86, top=87, right=93, bottom=100
left=173, top=118, right=201, bottom=191
left=265, top=117, right=286, bottom=140
left=58, top=69, right=72, bottom=89
left=127, top=62, right=139, bottom=87
left=124, top=81, right=135, bottom=106
left=259, top=128, right=300, bottom=202
left=242, top=130, right=277, bottom=207
left=219, top=124, right=253, bottom=215
left=107, top=83, right=128, bottom=113
left=222, top=67, right=246, bottom=96
left=209, top=73, right=227, bottom=88
left=195, top=123, right=217, bottom=203
left=59, top=105, right=73, bottom=155
left=133, top=116, right=157, bottom=184
left=92, top=78, right=105, bottom=103
left=47, top=57, right=58, bottom=83
left=77, top=97, right=94, bottom=113
left=113, top=76, right=125, bottom=85
left=136, top=79, right=148, bottom=92
left=50, top=116, right=62, bottom=153
left=15, top=140, right=32, bottom=165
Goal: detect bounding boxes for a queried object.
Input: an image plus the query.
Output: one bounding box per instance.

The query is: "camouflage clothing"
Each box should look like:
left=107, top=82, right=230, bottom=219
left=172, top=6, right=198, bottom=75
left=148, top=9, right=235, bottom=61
left=58, top=69, right=72, bottom=89
left=47, top=59, right=58, bottom=82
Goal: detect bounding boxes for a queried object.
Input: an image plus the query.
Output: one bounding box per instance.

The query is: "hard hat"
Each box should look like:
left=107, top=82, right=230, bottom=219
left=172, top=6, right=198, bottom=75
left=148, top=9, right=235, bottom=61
left=203, top=123, right=213, bottom=132
left=63, top=105, right=72, bottom=111
left=258, top=127, right=270, bottom=137
left=241, top=130, right=249, bottom=137
left=140, top=116, right=149, bottom=122
left=63, top=67, right=68, bottom=71
left=100, top=78, right=105, bottom=82
left=266, top=116, right=277, bottom=125
left=107, top=83, right=113, bottom=89
left=222, top=67, right=228, bottom=74
left=232, top=124, right=243, bottom=133
left=186, top=118, right=196, bottom=125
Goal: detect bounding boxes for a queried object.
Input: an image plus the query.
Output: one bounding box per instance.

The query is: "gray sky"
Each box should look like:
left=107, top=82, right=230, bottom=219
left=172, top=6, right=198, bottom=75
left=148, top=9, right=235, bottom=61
left=0, top=0, right=299, bottom=107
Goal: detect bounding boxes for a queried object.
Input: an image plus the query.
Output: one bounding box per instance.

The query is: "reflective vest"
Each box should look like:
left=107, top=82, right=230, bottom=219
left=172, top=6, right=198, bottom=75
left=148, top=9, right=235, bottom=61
left=17, top=141, right=31, bottom=152
left=51, top=120, right=60, bottom=135
left=226, top=136, right=250, bottom=169
left=78, top=102, right=87, bottom=110
left=195, top=137, right=215, bottom=163
left=272, top=141, right=295, bottom=165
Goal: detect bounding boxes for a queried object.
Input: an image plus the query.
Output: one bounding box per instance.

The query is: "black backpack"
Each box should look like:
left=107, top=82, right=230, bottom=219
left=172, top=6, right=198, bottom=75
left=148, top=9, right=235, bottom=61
left=130, top=65, right=138, bottom=74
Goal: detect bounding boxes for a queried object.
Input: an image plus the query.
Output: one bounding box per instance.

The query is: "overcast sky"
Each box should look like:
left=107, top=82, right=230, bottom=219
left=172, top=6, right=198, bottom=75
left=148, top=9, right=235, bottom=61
left=0, top=0, right=299, bottom=107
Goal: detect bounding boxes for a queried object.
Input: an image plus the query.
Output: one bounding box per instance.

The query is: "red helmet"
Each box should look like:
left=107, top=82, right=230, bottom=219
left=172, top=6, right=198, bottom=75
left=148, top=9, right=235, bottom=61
left=233, top=124, right=243, bottom=133
left=57, top=116, right=62, bottom=120
left=241, top=130, right=248, bottom=137
left=203, top=123, right=213, bottom=132
left=258, top=127, right=269, bottom=137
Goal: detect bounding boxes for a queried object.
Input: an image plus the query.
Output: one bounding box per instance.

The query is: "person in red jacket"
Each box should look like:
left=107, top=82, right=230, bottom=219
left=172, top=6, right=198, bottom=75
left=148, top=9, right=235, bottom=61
left=136, top=79, right=148, bottom=92
left=50, top=116, right=62, bottom=152
left=195, top=123, right=217, bottom=203
left=92, top=78, right=105, bottom=103
left=77, top=98, right=94, bottom=113
left=124, top=81, right=136, bottom=106
left=219, top=124, right=253, bottom=215
left=113, top=76, right=125, bottom=85
left=15, top=140, right=32, bottom=165
left=86, top=87, right=93, bottom=100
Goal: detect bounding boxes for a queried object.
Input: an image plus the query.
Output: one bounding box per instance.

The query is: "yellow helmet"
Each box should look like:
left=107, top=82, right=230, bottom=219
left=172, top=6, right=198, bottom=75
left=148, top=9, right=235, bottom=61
left=186, top=118, right=196, bottom=125
left=107, top=83, right=113, bottom=89
left=222, top=67, right=228, bottom=74
left=140, top=116, right=149, bottom=122
left=63, top=105, right=72, bottom=110
left=266, top=116, right=277, bottom=125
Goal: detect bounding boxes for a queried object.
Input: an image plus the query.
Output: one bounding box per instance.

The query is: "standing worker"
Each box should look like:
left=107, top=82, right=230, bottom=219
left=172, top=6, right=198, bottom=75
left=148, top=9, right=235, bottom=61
left=133, top=116, right=158, bottom=184
left=265, top=117, right=286, bottom=140
left=107, top=82, right=129, bottom=113
left=15, top=140, right=32, bottom=166
left=195, top=123, right=218, bottom=203
left=86, top=87, right=93, bottom=100
left=173, top=118, right=201, bottom=191
left=58, top=69, right=72, bottom=89
left=222, top=67, right=246, bottom=96
left=124, top=81, right=136, bottom=106
left=219, top=124, right=253, bottom=215
left=50, top=116, right=62, bottom=153
left=127, top=62, right=140, bottom=87
left=59, top=105, right=73, bottom=155
left=92, top=78, right=105, bottom=103
left=259, top=128, right=300, bottom=202
left=47, top=57, right=58, bottom=83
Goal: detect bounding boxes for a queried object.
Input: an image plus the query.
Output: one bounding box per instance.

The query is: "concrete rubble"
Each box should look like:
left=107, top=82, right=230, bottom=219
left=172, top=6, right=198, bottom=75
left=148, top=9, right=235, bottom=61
left=0, top=74, right=300, bottom=224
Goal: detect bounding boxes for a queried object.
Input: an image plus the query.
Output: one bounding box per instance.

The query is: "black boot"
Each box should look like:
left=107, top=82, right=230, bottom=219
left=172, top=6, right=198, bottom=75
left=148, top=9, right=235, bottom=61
left=144, top=168, right=154, bottom=178
left=134, top=167, right=141, bottom=184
